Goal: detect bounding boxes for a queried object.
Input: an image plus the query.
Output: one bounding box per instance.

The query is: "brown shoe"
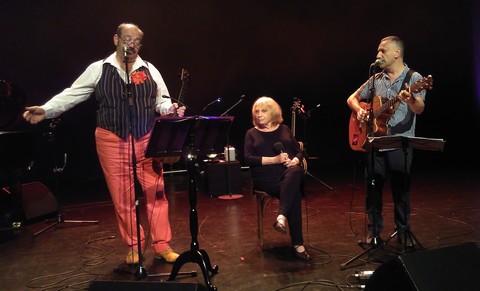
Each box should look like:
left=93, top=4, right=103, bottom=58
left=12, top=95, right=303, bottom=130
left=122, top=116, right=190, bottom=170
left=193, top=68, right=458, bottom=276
left=155, top=248, right=179, bottom=263
left=125, top=250, right=139, bottom=264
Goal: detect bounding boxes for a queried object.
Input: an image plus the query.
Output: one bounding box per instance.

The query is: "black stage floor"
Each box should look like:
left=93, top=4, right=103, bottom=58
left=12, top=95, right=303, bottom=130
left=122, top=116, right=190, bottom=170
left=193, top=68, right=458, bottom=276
left=1, top=159, right=479, bottom=291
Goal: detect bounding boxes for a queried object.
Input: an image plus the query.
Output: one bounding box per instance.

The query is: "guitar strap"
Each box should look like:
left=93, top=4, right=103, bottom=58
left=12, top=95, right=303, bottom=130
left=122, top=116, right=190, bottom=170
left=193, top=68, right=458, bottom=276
left=401, top=69, right=415, bottom=90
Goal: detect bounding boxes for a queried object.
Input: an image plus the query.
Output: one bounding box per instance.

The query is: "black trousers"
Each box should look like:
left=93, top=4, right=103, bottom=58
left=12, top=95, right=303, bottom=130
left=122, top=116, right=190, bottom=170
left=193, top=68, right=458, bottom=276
left=253, top=166, right=304, bottom=246
left=365, top=148, right=413, bottom=236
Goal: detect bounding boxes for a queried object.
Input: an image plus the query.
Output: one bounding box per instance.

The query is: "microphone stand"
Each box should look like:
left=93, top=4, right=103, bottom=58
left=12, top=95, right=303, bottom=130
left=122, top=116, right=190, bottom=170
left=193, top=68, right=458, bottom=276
left=34, top=119, right=99, bottom=237
left=220, top=95, right=245, bottom=117
left=340, top=63, right=399, bottom=270
left=114, top=50, right=148, bottom=279
left=217, top=95, right=245, bottom=200
left=298, top=104, right=333, bottom=190
left=115, top=52, right=195, bottom=280
left=200, top=98, right=221, bottom=115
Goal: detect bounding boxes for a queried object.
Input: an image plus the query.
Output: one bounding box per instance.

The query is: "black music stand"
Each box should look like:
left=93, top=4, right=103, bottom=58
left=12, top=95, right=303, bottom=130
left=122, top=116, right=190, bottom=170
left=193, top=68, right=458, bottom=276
left=367, top=136, right=445, bottom=250
left=147, top=116, right=233, bottom=291
left=340, top=135, right=445, bottom=270
left=115, top=116, right=197, bottom=280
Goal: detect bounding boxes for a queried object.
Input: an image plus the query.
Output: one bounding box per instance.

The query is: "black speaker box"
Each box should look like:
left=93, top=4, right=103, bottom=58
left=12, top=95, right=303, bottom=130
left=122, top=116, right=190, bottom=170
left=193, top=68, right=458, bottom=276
left=2, top=182, right=58, bottom=223
left=88, top=280, right=207, bottom=291
left=204, top=161, right=242, bottom=197
left=365, top=242, right=480, bottom=291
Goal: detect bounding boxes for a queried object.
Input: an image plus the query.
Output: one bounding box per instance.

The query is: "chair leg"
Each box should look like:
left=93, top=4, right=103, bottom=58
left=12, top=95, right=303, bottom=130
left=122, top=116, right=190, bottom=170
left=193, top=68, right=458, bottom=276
left=256, top=193, right=265, bottom=247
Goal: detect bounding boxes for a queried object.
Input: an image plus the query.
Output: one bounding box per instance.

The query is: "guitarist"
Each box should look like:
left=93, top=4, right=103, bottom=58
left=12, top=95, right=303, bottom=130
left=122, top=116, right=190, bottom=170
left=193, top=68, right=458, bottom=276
left=346, top=36, right=427, bottom=248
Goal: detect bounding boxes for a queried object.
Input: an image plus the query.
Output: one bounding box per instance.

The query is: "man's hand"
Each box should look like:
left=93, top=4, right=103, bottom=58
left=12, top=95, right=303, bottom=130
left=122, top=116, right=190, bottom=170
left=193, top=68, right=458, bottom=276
left=23, top=106, right=47, bottom=124
left=356, top=107, right=370, bottom=122
left=168, top=103, right=186, bottom=117
left=399, top=83, right=416, bottom=104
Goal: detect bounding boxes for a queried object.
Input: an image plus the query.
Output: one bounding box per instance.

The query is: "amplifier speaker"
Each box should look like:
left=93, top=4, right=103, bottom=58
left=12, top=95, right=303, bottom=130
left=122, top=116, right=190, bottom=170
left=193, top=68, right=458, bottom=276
left=21, top=182, right=58, bottom=222
left=364, top=242, right=480, bottom=291
left=88, top=280, right=207, bottom=291
left=2, top=182, right=58, bottom=222
left=204, top=161, right=242, bottom=197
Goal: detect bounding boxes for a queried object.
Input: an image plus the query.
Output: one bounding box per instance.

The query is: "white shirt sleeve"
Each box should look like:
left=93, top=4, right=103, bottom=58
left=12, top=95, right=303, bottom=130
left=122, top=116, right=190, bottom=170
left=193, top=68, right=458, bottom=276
left=42, top=61, right=103, bottom=119
left=41, top=53, right=172, bottom=118
left=146, top=62, right=172, bottom=115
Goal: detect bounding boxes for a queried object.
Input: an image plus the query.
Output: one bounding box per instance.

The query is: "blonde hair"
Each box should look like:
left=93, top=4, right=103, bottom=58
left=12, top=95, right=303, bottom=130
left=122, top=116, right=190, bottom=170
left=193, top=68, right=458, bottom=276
left=251, top=96, right=283, bottom=127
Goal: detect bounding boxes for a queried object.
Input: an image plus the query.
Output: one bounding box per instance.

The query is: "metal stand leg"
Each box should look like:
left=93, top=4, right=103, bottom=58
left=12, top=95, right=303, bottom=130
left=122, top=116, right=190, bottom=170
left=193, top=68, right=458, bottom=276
left=305, top=170, right=334, bottom=191
left=35, top=120, right=99, bottom=237
left=34, top=213, right=99, bottom=236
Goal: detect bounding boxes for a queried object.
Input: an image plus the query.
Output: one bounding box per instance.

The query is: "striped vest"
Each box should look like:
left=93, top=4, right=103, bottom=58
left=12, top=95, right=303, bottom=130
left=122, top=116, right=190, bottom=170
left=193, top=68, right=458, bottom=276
left=95, top=63, right=157, bottom=140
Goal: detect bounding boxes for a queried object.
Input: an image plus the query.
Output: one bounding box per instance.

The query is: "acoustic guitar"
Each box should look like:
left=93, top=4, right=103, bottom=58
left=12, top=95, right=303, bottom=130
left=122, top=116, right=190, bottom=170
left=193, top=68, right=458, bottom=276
left=291, top=98, right=308, bottom=172
left=348, top=75, right=433, bottom=152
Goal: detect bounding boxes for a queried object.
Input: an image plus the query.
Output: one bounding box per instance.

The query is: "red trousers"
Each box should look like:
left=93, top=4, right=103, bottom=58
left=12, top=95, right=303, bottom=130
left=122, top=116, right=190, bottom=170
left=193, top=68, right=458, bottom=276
left=95, top=127, right=172, bottom=253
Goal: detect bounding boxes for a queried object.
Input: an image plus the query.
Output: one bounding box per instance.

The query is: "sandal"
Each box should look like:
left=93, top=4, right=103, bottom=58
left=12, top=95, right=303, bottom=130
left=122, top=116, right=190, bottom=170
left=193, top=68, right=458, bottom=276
left=273, top=215, right=287, bottom=233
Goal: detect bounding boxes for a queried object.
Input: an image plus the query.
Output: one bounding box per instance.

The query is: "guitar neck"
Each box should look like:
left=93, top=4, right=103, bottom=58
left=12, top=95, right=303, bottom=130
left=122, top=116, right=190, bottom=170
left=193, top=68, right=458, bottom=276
left=373, top=75, right=433, bottom=118
left=291, top=110, right=296, bottom=137
left=374, top=96, right=400, bottom=118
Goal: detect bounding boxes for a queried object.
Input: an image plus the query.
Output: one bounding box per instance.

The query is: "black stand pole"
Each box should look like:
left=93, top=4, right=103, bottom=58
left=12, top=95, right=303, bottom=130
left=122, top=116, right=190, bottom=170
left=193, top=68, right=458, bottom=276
left=144, top=116, right=228, bottom=288
left=373, top=138, right=423, bottom=252
left=34, top=119, right=98, bottom=236
left=217, top=129, right=243, bottom=200
left=340, top=65, right=385, bottom=270
left=168, top=151, right=219, bottom=290
left=126, top=55, right=148, bottom=278
left=217, top=95, right=244, bottom=200
left=298, top=105, right=333, bottom=190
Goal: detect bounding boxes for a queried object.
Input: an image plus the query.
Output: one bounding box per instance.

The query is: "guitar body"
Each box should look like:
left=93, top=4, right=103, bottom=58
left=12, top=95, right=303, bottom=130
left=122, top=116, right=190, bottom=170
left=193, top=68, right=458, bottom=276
left=348, top=98, right=394, bottom=152
left=348, top=103, right=369, bottom=152
left=348, top=75, right=434, bottom=152
left=372, top=96, right=394, bottom=136
left=297, top=141, right=308, bottom=172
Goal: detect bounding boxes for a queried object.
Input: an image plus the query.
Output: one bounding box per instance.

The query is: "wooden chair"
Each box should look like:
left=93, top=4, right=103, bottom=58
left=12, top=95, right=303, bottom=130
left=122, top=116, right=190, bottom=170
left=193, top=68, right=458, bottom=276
left=253, top=189, right=276, bottom=248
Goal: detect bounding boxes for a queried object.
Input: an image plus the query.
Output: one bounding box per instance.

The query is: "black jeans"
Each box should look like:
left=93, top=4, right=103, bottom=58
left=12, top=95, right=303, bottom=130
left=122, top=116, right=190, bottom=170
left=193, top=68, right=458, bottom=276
left=365, top=148, right=412, bottom=236
left=253, top=166, right=304, bottom=246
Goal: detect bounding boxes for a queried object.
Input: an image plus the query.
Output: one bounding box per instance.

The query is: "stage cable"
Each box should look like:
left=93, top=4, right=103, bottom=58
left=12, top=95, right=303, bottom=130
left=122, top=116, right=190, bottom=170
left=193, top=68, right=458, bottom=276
left=25, top=231, right=117, bottom=290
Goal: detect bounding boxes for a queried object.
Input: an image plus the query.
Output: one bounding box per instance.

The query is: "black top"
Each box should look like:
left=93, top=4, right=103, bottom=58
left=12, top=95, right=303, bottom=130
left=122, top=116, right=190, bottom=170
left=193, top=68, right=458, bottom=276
left=244, top=124, right=303, bottom=184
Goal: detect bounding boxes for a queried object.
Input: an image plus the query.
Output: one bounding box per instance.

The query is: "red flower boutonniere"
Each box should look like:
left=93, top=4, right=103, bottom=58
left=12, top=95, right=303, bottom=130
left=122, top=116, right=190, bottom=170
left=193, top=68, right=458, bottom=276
left=131, top=71, right=148, bottom=85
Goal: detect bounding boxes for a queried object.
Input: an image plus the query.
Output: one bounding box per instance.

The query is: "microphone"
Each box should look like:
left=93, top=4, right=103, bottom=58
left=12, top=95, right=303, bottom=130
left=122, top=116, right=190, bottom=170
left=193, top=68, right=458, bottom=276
left=274, top=142, right=284, bottom=153
left=201, top=97, right=222, bottom=114
left=123, top=46, right=129, bottom=58
left=371, top=59, right=382, bottom=67
left=220, top=94, right=246, bottom=117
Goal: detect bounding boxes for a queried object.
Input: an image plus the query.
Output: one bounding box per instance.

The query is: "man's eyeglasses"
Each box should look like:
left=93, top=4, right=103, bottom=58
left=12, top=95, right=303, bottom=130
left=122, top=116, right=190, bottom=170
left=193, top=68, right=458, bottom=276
left=117, top=34, right=142, bottom=47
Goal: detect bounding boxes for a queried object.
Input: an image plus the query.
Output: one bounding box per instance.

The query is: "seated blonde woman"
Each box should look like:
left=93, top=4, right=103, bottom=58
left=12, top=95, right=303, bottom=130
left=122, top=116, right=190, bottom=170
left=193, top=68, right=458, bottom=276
left=244, top=96, right=310, bottom=261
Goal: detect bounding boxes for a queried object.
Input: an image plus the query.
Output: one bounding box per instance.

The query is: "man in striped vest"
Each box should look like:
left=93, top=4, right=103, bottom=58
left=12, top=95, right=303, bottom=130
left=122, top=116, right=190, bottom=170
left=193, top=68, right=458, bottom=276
left=23, top=22, right=185, bottom=265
